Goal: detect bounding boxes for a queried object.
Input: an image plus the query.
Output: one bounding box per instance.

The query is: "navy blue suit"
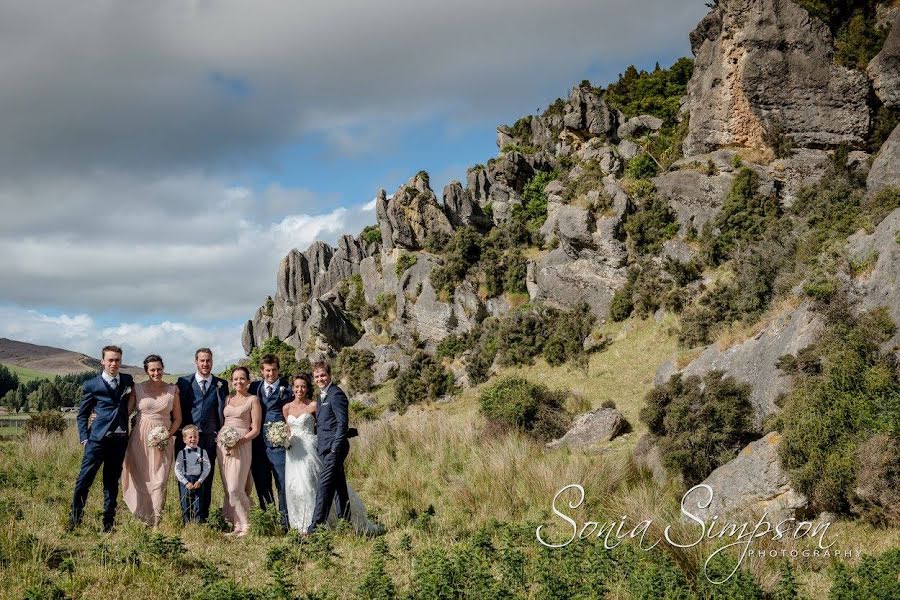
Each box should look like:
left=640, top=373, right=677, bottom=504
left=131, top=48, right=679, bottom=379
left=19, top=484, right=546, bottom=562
left=175, top=374, right=228, bottom=521
left=249, top=377, right=291, bottom=529
left=308, top=382, right=351, bottom=532
left=69, top=372, right=134, bottom=530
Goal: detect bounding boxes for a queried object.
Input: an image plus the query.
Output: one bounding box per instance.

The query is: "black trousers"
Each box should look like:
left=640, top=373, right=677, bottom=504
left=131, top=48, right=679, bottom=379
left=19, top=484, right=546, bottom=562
left=70, top=434, right=128, bottom=529
left=174, top=432, right=217, bottom=522
left=250, top=436, right=289, bottom=529
left=308, top=440, right=350, bottom=532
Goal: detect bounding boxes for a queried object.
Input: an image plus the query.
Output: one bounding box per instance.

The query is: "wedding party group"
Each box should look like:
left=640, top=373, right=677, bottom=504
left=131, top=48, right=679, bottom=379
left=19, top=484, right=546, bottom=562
left=67, top=345, right=381, bottom=537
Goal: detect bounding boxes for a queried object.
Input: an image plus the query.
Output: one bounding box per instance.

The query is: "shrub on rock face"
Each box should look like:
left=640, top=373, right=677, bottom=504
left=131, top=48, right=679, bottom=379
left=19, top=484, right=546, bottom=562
left=778, top=306, right=899, bottom=516
left=392, top=352, right=456, bottom=414
left=640, top=371, right=757, bottom=485
left=479, top=377, right=570, bottom=442
left=334, top=348, right=375, bottom=394
left=851, top=434, right=900, bottom=527
left=624, top=194, right=679, bottom=256
left=625, top=153, right=659, bottom=180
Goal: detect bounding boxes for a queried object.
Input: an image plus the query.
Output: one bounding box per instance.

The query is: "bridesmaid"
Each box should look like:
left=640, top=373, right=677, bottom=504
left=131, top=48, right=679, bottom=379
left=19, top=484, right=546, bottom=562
left=121, top=354, right=181, bottom=526
left=218, top=366, right=261, bottom=536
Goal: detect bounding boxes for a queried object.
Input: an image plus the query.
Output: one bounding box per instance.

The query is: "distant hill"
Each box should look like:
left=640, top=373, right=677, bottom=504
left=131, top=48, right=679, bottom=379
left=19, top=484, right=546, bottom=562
left=0, top=338, right=145, bottom=379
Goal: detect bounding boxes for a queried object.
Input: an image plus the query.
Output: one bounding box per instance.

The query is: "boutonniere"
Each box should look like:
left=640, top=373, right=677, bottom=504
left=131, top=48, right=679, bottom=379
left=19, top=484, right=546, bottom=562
left=122, top=386, right=132, bottom=396
left=279, top=385, right=286, bottom=396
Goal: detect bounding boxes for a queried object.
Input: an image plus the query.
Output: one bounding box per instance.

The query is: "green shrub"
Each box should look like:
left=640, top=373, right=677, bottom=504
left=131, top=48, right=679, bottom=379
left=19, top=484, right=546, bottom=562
left=395, top=253, right=418, bottom=278
left=356, top=540, right=396, bottom=599
left=360, top=224, right=382, bottom=246
left=429, top=227, right=482, bottom=299
left=544, top=303, right=595, bottom=369
left=502, top=248, right=528, bottom=294
left=826, top=548, right=900, bottom=599
left=702, top=168, right=780, bottom=265
left=625, top=152, right=659, bottom=180
left=624, top=194, right=679, bottom=255
left=249, top=506, right=281, bottom=537
left=145, top=532, right=186, bottom=559
left=850, top=434, right=900, bottom=527
left=334, top=348, right=374, bottom=394
left=869, top=105, right=900, bottom=152
left=640, top=371, right=757, bottom=485
left=778, top=306, right=900, bottom=515
left=479, top=377, right=570, bottom=441
left=248, top=337, right=308, bottom=379
left=605, top=57, right=693, bottom=126
left=24, top=410, right=66, bottom=435
left=349, top=401, right=381, bottom=423
left=609, top=284, right=634, bottom=321
left=392, top=353, right=456, bottom=413
left=435, top=333, right=469, bottom=361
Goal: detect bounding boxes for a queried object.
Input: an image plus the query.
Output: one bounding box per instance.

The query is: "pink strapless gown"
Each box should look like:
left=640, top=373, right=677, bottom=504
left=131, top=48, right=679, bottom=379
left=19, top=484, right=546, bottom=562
left=121, top=382, right=175, bottom=525
left=218, top=397, right=254, bottom=532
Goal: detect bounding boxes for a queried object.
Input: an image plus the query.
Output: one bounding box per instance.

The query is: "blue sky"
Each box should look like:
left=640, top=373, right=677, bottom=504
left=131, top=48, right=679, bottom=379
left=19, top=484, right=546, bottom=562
left=0, top=0, right=709, bottom=372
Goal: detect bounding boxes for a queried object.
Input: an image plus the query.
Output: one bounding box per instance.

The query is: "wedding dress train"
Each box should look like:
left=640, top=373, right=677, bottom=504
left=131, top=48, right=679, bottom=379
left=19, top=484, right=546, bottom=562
left=284, top=413, right=380, bottom=534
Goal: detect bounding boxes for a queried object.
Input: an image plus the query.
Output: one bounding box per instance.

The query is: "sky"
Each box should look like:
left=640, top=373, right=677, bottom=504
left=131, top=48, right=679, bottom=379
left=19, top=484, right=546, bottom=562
left=0, top=0, right=709, bottom=373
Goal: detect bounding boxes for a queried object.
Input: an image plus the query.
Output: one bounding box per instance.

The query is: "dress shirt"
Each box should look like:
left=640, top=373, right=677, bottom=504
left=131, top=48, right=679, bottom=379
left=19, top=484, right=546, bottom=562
left=174, top=446, right=211, bottom=485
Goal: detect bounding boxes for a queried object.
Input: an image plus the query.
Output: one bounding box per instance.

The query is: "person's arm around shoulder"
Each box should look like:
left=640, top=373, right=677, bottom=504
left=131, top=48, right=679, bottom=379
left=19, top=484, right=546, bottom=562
left=169, top=386, right=182, bottom=436
left=76, top=379, right=97, bottom=445
left=243, top=396, right=262, bottom=443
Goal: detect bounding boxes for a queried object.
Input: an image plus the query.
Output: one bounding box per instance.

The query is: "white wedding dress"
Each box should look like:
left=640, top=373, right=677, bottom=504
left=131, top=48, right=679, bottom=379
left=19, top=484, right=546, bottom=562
left=284, top=413, right=381, bottom=534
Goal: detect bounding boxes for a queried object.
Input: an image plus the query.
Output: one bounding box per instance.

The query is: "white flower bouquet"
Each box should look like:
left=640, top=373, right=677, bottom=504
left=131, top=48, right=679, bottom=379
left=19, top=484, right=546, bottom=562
left=266, top=421, right=291, bottom=449
left=147, top=425, right=170, bottom=450
left=218, top=426, right=241, bottom=456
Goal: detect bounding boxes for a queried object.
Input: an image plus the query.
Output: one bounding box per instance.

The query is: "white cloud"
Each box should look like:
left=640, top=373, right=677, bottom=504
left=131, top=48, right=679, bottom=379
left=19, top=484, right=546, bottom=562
left=362, top=198, right=378, bottom=212
left=0, top=306, right=243, bottom=373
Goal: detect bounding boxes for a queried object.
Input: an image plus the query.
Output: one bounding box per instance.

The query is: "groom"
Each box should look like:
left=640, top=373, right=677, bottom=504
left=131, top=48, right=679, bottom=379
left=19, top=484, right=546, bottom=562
left=248, top=354, right=291, bottom=531
left=176, top=347, right=228, bottom=523
left=308, top=360, right=351, bottom=533
left=69, top=345, right=134, bottom=532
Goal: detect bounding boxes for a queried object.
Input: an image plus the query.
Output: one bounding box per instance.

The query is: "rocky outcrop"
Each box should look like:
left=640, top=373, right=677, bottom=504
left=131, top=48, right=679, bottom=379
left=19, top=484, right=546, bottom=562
left=867, top=123, right=900, bottom=194
left=376, top=172, right=454, bottom=251
left=846, top=208, right=900, bottom=352
left=682, top=432, right=808, bottom=521
left=683, top=0, right=870, bottom=156
left=653, top=153, right=739, bottom=235
left=660, top=301, right=823, bottom=427
left=546, top=408, right=628, bottom=449
left=443, top=181, right=491, bottom=231
left=564, top=83, right=617, bottom=139
left=617, top=115, right=663, bottom=139
left=527, top=247, right=628, bottom=319
left=868, top=11, right=900, bottom=108
left=768, top=149, right=833, bottom=207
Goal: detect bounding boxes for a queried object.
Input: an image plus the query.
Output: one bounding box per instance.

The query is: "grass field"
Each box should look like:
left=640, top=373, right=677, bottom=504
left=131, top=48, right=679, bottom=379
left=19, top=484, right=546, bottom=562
left=1, top=362, right=54, bottom=384
left=0, top=317, right=897, bottom=599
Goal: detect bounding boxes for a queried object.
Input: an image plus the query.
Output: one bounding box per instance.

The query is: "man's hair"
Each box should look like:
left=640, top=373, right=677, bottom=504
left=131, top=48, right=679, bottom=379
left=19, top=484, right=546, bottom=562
left=181, top=424, right=199, bottom=438
left=312, top=360, right=331, bottom=375
left=260, top=354, right=280, bottom=369
left=195, top=347, right=213, bottom=360
left=101, top=345, right=123, bottom=359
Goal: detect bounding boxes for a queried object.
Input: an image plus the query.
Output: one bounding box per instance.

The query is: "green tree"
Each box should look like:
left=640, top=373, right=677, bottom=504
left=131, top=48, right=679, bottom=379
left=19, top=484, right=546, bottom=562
left=248, top=337, right=308, bottom=378
left=0, top=363, right=19, bottom=397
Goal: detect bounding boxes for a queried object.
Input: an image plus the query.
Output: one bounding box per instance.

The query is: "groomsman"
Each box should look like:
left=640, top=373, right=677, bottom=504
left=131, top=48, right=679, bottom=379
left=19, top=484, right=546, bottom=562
left=176, top=347, right=228, bottom=522
left=248, top=354, right=291, bottom=531
left=308, top=360, right=351, bottom=533
left=69, top=345, right=134, bottom=532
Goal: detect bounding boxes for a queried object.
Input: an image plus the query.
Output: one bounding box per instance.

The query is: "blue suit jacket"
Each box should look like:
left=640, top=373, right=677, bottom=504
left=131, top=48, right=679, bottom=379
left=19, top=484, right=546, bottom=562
left=315, top=383, right=349, bottom=455
left=249, top=377, right=292, bottom=448
left=176, top=374, right=228, bottom=435
left=77, top=373, right=134, bottom=443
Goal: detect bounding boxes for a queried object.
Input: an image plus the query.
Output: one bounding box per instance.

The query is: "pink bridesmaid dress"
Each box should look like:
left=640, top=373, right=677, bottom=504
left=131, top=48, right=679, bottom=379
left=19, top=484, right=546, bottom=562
left=121, top=382, right=175, bottom=525
left=218, top=397, right=254, bottom=533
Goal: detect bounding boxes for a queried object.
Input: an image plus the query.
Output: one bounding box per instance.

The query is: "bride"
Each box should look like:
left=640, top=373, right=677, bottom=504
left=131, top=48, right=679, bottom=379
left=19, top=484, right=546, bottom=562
left=283, top=373, right=381, bottom=534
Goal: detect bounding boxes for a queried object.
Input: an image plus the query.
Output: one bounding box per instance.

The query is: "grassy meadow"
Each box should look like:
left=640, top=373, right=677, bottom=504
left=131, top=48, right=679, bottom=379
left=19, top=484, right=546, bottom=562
left=1, top=318, right=897, bottom=599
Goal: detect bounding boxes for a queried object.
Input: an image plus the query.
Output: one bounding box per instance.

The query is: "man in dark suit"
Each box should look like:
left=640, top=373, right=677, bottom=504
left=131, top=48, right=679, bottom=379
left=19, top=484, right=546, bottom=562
left=176, top=347, right=228, bottom=522
left=248, top=354, right=291, bottom=531
left=69, top=345, right=134, bottom=532
left=307, top=360, right=351, bottom=533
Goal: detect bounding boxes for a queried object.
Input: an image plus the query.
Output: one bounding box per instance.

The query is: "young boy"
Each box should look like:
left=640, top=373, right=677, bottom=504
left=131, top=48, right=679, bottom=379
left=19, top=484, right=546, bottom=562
left=174, top=425, right=211, bottom=524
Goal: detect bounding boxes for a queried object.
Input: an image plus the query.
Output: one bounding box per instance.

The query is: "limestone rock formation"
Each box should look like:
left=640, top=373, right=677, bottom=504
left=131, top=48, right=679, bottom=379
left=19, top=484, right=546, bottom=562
left=867, top=123, right=900, bottom=194
left=868, top=11, right=900, bottom=108
left=683, top=0, right=870, bottom=156
left=546, top=408, right=628, bottom=449
left=681, top=432, right=808, bottom=521
left=376, top=172, right=453, bottom=251
left=442, top=181, right=491, bottom=231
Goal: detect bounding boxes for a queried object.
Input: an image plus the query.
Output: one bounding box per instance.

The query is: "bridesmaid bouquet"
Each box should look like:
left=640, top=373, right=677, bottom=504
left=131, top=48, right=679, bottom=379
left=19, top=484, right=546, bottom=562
left=147, top=425, right=170, bottom=450
left=218, top=426, right=241, bottom=456
left=265, top=421, right=291, bottom=449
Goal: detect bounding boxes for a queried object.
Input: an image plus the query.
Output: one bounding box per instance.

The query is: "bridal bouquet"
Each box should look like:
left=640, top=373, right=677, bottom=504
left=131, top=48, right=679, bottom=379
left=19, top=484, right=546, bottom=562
left=218, top=426, right=241, bottom=456
left=147, top=426, right=170, bottom=450
left=266, top=421, right=291, bottom=449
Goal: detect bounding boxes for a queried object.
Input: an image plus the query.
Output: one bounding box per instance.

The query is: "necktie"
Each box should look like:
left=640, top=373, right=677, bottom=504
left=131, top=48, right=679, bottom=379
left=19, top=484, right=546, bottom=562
left=266, top=385, right=273, bottom=398
left=200, top=380, right=207, bottom=395
left=110, top=378, right=118, bottom=390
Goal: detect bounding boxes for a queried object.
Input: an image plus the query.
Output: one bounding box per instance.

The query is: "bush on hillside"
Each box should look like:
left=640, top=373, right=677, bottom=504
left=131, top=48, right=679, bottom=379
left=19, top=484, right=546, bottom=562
left=333, top=348, right=375, bottom=394
left=624, top=153, right=659, bottom=180
left=605, top=58, right=694, bottom=126
left=623, top=194, right=679, bottom=256
left=640, top=371, right=757, bottom=485
left=392, top=352, right=456, bottom=414
left=24, top=411, right=67, bottom=436
left=248, top=337, right=309, bottom=378
left=479, top=377, right=570, bottom=442
left=777, top=304, right=900, bottom=516
left=360, top=224, right=382, bottom=246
